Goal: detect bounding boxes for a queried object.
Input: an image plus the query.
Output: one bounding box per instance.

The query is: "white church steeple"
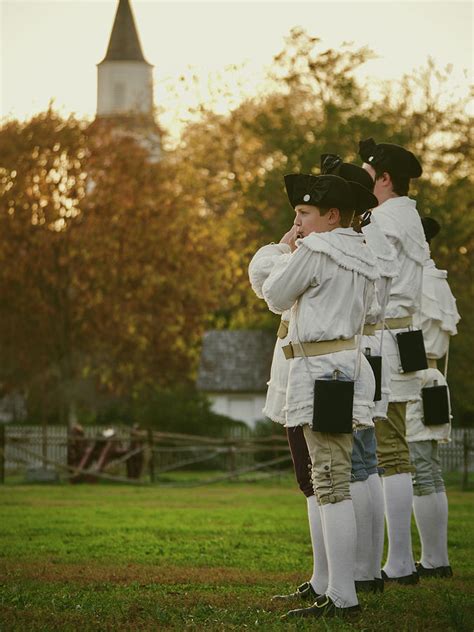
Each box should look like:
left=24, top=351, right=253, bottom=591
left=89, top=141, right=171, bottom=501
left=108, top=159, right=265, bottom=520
left=97, top=0, right=154, bottom=117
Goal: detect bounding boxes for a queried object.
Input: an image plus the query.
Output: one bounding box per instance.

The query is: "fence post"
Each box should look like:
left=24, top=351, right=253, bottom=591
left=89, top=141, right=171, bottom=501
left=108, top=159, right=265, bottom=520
left=42, top=420, right=48, bottom=469
left=228, top=445, right=236, bottom=478
left=148, top=428, right=155, bottom=483
left=462, top=430, right=470, bottom=491
left=0, top=425, right=5, bottom=484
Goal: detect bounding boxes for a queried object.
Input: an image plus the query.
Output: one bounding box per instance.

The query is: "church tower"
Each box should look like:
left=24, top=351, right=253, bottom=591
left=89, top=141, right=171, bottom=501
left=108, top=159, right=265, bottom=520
left=97, top=0, right=154, bottom=117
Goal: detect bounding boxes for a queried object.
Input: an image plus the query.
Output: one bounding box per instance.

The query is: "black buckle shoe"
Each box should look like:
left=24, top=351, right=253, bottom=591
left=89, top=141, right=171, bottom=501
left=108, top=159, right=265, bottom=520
left=355, top=579, right=377, bottom=593
left=271, top=581, right=318, bottom=602
left=415, top=562, right=453, bottom=578
left=356, top=578, right=384, bottom=593
left=381, top=569, right=419, bottom=585
left=281, top=594, right=361, bottom=620
left=374, top=577, right=385, bottom=593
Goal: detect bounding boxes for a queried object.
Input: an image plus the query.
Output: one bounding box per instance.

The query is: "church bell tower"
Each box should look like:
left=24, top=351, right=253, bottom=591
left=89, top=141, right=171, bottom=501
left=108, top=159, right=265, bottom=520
left=97, top=0, right=154, bottom=118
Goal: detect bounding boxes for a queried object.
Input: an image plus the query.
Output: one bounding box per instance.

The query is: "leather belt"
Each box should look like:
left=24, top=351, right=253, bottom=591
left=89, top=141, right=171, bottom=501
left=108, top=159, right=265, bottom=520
left=277, top=319, right=289, bottom=339
left=363, top=324, right=376, bottom=336
left=375, top=316, right=413, bottom=330
left=282, top=337, right=356, bottom=360
left=427, top=358, right=437, bottom=369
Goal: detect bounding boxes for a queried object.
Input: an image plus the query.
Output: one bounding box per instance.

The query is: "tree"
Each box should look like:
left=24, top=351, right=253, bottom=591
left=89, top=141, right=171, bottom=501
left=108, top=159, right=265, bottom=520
left=0, top=29, right=472, bottom=425
left=0, top=109, right=88, bottom=423
left=0, top=111, right=230, bottom=423
left=175, top=28, right=473, bottom=423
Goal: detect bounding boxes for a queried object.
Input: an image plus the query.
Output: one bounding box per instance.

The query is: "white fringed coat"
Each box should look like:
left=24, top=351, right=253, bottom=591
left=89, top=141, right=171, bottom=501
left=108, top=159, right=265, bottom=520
left=250, top=228, right=379, bottom=429
left=249, top=243, right=291, bottom=424
left=406, top=257, right=460, bottom=442
left=362, top=220, right=399, bottom=419
left=364, top=197, right=427, bottom=402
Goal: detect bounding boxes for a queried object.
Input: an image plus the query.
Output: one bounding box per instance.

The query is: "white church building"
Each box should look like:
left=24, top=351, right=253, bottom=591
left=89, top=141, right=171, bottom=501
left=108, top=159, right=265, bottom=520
left=95, top=0, right=161, bottom=158
left=99, top=1, right=272, bottom=429
left=97, top=0, right=154, bottom=118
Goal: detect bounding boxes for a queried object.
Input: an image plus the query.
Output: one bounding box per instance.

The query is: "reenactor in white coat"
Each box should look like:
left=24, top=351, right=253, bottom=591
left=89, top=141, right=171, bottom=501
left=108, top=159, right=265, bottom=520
left=359, top=138, right=426, bottom=583
left=250, top=159, right=383, bottom=603
left=322, top=155, right=399, bottom=593
left=406, top=217, right=460, bottom=577
left=249, top=252, right=320, bottom=601
left=249, top=173, right=379, bottom=618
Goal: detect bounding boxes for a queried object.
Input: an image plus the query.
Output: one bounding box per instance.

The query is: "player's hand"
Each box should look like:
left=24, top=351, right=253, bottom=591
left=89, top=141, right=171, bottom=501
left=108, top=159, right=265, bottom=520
left=280, top=225, right=299, bottom=252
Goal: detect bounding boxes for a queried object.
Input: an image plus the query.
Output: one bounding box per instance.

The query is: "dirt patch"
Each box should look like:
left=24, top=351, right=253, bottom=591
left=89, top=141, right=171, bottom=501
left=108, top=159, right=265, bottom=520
left=1, top=561, right=299, bottom=587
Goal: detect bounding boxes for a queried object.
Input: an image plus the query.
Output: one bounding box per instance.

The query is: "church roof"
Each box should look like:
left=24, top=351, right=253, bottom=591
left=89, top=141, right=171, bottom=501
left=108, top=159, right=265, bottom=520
left=196, top=330, right=275, bottom=393
left=100, top=0, right=151, bottom=64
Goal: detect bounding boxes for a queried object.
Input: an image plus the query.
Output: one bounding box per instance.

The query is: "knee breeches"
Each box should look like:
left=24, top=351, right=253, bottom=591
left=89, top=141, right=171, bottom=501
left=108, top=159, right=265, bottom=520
left=303, top=425, right=353, bottom=505
left=409, top=440, right=445, bottom=496
left=375, top=401, right=415, bottom=476
left=351, top=426, right=379, bottom=482
left=286, top=426, right=314, bottom=497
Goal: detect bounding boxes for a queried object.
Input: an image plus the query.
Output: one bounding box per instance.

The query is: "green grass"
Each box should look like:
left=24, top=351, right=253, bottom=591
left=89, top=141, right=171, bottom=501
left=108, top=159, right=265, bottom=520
left=0, top=475, right=473, bottom=631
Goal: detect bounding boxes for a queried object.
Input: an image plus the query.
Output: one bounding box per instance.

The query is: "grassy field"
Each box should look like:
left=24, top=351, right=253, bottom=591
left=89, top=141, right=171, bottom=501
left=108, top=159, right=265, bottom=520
left=0, top=474, right=473, bottom=631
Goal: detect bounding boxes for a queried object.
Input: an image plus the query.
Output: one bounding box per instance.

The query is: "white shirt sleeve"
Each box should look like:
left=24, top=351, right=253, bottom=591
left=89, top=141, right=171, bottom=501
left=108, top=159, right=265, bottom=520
left=384, top=233, right=401, bottom=256
left=371, top=214, right=401, bottom=254
left=366, top=281, right=380, bottom=324
left=248, top=243, right=291, bottom=299
left=261, top=244, right=319, bottom=314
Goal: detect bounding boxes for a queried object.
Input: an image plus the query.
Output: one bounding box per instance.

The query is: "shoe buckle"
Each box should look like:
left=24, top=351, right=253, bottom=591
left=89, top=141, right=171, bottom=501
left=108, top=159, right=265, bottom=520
left=315, top=596, right=330, bottom=609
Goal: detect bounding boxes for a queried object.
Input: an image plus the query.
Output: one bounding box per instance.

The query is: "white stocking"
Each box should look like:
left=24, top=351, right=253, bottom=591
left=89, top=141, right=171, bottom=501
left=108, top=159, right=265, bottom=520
left=367, top=473, right=385, bottom=579
left=413, top=492, right=442, bottom=568
left=321, top=500, right=358, bottom=608
left=307, top=495, right=328, bottom=595
left=382, top=473, right=415, bottom=578
left=436, top=490, right=450, bottom=567
left=350, top=480, right=373, bottom=581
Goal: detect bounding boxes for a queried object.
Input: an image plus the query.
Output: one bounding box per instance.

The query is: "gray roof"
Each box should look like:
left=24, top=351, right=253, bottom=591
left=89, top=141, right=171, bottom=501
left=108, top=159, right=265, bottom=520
left=100, top=0, right=150, bottom=64
left=197, top=330, right=275, bottom=393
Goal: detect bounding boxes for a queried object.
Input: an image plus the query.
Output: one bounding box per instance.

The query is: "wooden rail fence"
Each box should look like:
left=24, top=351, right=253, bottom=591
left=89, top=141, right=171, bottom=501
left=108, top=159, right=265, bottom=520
left=0, top=425, right=472, bottom=486
left=1, top=424, right=291, bottom=485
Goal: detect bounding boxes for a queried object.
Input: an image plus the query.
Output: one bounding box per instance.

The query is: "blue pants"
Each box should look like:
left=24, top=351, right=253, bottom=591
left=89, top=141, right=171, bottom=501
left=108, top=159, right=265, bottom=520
left=409, top=440, right=445, bottom=496
left=351, top=427, right=379, bottom=482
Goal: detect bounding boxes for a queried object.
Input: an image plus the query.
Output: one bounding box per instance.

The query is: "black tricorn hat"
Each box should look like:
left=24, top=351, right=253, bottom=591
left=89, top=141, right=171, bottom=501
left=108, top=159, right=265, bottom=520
left=421, top=216, right=441, bottom=243
left=284, top=173, right=378, bottom=216
left=358, top=138, right=422, bottom=178
left=321, top=153, right=374, bottom=191
left=320, top=153, right=375, bottom=203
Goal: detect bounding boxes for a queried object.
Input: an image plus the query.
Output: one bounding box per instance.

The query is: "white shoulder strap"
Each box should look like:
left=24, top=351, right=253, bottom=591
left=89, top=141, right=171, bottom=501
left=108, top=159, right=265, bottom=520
left=378, top=278, right=392, bottom=356
left=355, top=281, right=370, bottom=380
left=444, top=338, right=450, bottom=379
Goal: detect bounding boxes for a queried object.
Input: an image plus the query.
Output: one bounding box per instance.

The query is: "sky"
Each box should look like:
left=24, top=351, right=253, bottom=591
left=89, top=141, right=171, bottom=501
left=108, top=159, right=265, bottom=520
left=1, top=0, right=472, bottom=137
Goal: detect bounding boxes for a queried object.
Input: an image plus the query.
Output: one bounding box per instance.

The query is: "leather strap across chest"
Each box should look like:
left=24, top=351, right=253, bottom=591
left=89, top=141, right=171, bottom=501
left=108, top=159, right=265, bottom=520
left=277, top=319, right=289, bottom=339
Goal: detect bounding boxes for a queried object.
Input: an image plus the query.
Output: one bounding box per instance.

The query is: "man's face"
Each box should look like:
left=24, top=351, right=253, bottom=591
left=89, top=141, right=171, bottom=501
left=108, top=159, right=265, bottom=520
left=293, top=204, right=336, bottom=237
left=363, top=162, right=384, bottom=205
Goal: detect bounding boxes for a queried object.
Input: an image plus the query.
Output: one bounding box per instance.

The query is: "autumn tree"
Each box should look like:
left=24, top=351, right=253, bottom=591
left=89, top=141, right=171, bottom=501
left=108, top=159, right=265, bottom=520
left=0, top=110, right=88, bottom=423
left=0, top=28, right=472, bottom=426
left=78, top=118, right=230, bottom=395
left=0, top=111, right=229, bottom=424
left=175, top=28, right=473, bottom=423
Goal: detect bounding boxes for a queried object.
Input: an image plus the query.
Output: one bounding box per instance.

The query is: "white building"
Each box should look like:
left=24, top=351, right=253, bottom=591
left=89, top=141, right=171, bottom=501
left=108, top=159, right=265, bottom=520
left=197, top=330, right=275, bottom=428
left=95, top=0, right=161, bottom=160
left=97, top=0, right=154, bottom=118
